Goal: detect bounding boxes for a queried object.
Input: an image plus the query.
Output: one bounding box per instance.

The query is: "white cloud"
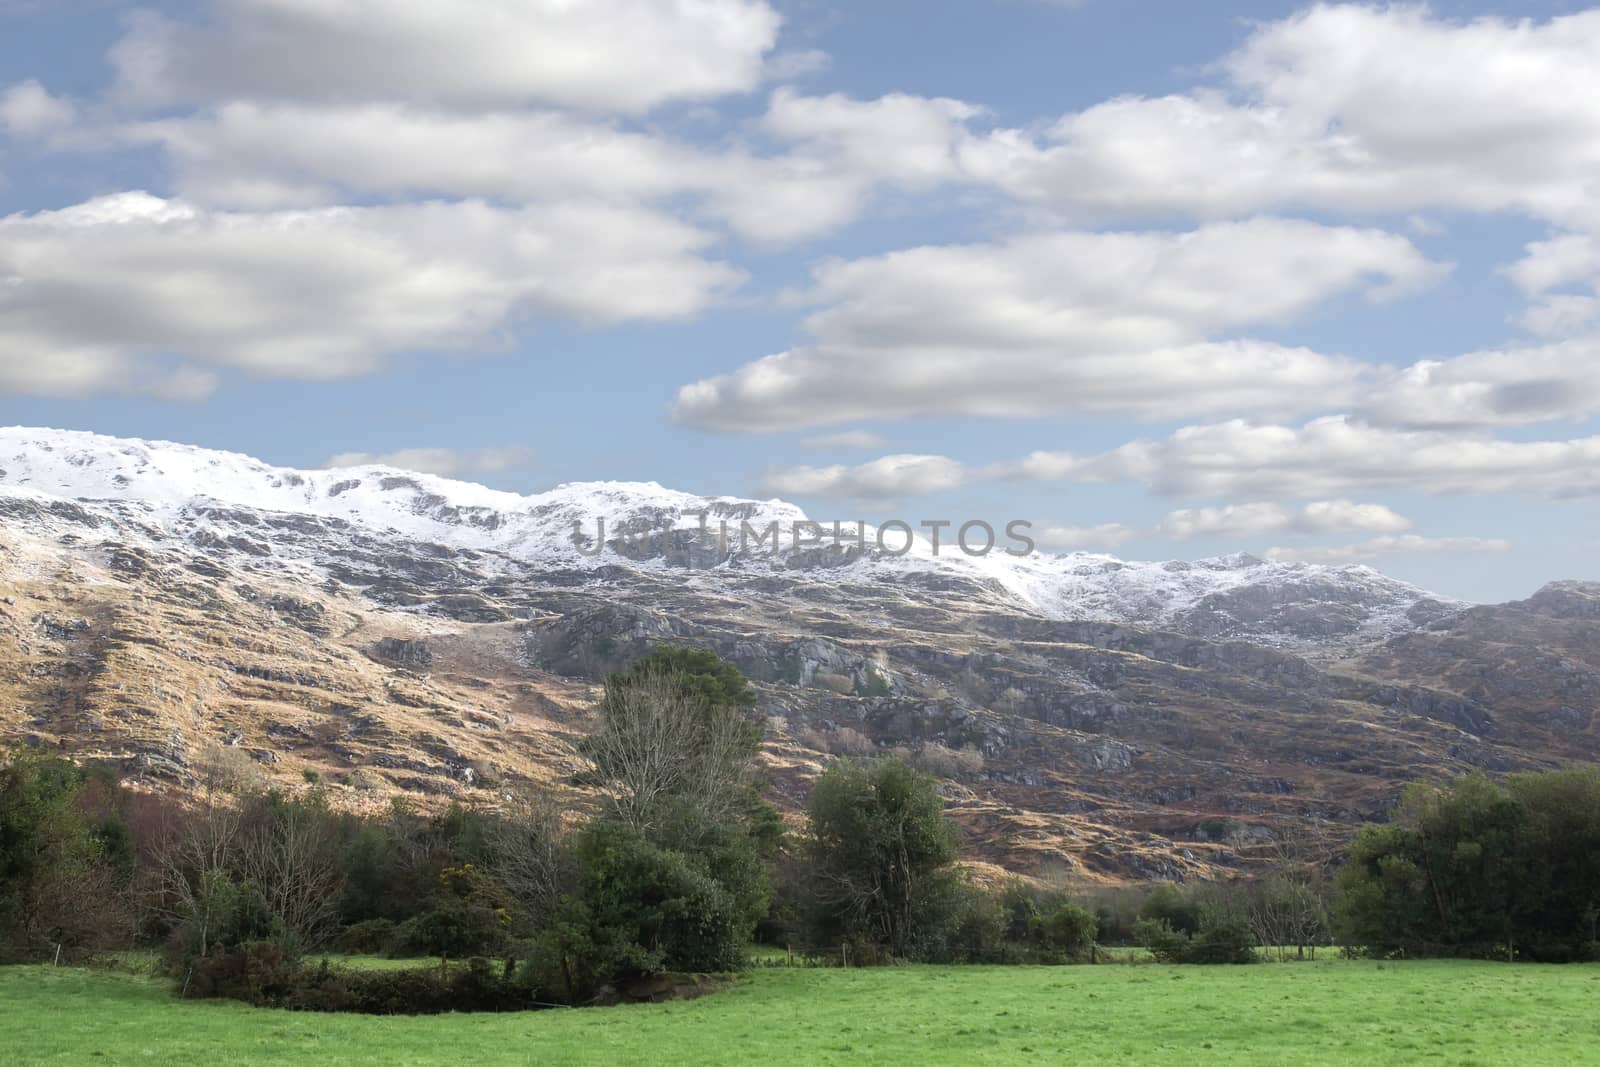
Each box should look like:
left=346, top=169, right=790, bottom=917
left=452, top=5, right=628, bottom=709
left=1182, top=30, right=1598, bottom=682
left=763, top=88, right=986, bottom=188
left=966, top=6, right=1600, bottom=232
left=0, top=80, right=74, bottom=137
left=799, top=430, right=891, bottom=450
left=126, top=101, right=868, bottom=243
left=777, top=417, right=1600, bottom=501
left=0, top=192, right=739, bottom=398
left=1158, top=500, right=1412, bottom=541
left=323, top=446, right=533, bottom=479
left=0, top=350, right=217, bottom=402
left=758, top=454, right=968, bottom=500
left=1016, top=417, right=1600, bottom=499
left=110, top=0, right=782, bottom=115
left=1034, top=523, right=1135, bottom=550
left=674, top=219, right=1441, bottom=431
left=1506, top=233, right=1600, bottom=338
left=1361, top=339, right=1600, bottom=429
left=1266, top=535, right=1512, bottom=564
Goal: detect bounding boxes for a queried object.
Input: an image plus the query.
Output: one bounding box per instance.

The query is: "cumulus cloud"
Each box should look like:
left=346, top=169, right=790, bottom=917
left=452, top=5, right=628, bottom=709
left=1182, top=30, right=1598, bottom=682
left=965, top=6, right=1600, bottom=231
left=1362, top=339, right=1600, bottom=429
left=1015, top=417, right=1600, bottom=499
left=757, top=454, right=968, bottom=500
left=323, top=446, right=533, bottom=479
left=1034, top=523, right=1136, bottom=550
left=1266, top=535, right=1512, bottom=564
left=110, top=0, right=782, bottom=114
left=1157, top=500, right=1412, bottom=541
left=665, top=6, right=1600, bottom=435
left=0, top=351, right=217, bottom=402
left=776, top=416, right=1600, bottom=502
left=673, top=219, right=1441, bottom=431
left=737, top=7, right=1600, bottom=234
left=763, top=88, right=987, bottom=188
left=126, top=101, right=870, bottom=243
left=1506, top=233, right=1600, bottom=338
left=0, top=192, right=739, bottom=398
left=0, top=79, right=75, bottom=137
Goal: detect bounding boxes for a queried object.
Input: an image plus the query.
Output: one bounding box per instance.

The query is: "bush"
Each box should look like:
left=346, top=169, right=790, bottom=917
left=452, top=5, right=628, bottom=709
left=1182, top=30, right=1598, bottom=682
left=1134, top=919, right=1191, bottom=963
left=574, top=823, right=747, bottom=976
left=391, top=899, right=508, bottom=959
left=333, top=918, right=398, bottom=956
left=1036, top=903, right=1098, bottom=959
left=1135, top=916, right=1256, bottom=964
left=183, top=944, right=532, bottom=1013
left=1184, top=919, right=1257, bottom=964
left=1139, top=883, right=1202, bottom=936
left=1337, top=768, right=1600, bottom=961
left=183, top=940, right=304, bottom=1003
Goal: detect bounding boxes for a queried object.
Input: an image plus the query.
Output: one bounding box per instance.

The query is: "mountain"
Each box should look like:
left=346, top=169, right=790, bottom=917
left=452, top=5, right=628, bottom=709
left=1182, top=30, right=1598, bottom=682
left=0, top=427, right=1453, bottom=647
left=2, top=426, right=1593, bottom=883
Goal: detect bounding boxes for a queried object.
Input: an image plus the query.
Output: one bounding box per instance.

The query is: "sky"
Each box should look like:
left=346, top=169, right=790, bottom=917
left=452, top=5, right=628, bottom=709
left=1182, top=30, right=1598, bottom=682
left=2, top=1, right=1599, bottom=603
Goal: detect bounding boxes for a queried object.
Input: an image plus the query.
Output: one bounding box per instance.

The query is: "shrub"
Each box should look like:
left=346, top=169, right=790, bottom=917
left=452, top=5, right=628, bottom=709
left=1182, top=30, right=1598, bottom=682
left=390, top=900, right=507, bottom=959
left=1184, top=919, right=1257, bottom=964
left=333, top=918, right=398, bottom=956
left=1139, top=883, right=1202, bottom=936
left=183, top=940, right=303, bottom=1003
left=1134, top=919, right=1192, bottom=963
left=1036, top=903, right=1098, bottom=959
left=185, top=946, right=533, bottom=1013
left=574, top=823, right=747, bottom=976
left=1135, top=916, right=1256, bottom=964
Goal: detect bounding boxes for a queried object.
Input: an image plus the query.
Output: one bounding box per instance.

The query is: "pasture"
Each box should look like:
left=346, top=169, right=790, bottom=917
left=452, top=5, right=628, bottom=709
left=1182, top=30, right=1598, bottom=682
left=3, top=958, right=1598, bottom=1065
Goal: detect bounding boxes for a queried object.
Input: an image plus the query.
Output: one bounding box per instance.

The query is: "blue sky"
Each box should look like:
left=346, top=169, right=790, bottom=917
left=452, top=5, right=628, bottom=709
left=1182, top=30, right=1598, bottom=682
left=3, top=1, right=1600, bottom=602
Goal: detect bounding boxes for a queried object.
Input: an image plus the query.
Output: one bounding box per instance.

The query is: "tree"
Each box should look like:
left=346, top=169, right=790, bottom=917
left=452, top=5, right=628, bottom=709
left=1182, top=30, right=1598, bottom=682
left=1248, top=831, right=1333, bottom=960
left=584, top=648, right=763, bottom=845
left=532, top=648, right=775, bottom=989
left=150, top=797, right=244, bottom=961
left=1337, top=773, right=1524, bottom=958
left=1505, top=765, right=1600, bottom=959
left=802, top=757, right=960, bottom=959
left=0, top=752, right=134, bottom=960
left=1139, top=883, right=1201, bottom=936
left=235, top=789, right=346, bottom=952
left=487, top=789, right=574, bottom=933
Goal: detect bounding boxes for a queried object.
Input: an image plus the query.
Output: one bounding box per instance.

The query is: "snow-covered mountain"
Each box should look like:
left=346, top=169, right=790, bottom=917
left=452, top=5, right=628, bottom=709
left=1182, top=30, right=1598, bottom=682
left=7, top=426, right=1591, bottom=882
left=0, top=426, right=1456, bottom=647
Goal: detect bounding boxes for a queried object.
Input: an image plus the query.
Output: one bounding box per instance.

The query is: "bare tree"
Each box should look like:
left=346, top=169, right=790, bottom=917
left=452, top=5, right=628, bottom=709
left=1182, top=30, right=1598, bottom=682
left=149, top=799, right=243, bottom=959
left=1248, top=827, right=1333, bottom=960
left=583, top=671, right=757, bottom=843
left=236, top=795, right=345, bottom=951
left=489, top=789, right=574, bottom=928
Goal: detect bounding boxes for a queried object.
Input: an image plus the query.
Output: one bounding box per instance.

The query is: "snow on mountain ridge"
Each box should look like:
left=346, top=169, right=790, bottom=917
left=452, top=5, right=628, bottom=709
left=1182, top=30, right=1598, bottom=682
left=0, top=426, right=1458, bottom=643
left=0, top=425, right=804, bottom=553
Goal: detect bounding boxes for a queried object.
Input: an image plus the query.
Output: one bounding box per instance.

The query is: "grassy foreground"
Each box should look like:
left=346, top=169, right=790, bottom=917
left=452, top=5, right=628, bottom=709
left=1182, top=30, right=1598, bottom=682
left=3, top=959, right=1598, bottom=1065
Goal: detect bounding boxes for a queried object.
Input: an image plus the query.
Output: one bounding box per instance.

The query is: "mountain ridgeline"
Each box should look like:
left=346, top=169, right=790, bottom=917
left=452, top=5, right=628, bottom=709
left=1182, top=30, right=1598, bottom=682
left=2, top=426, right=1596, bottom=883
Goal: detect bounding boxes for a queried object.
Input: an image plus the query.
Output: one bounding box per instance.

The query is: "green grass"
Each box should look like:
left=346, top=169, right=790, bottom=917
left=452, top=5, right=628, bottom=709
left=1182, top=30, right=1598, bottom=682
left=315, top=955, right=466, bottom=972
left=3, top=959, right=1598, bottom=1065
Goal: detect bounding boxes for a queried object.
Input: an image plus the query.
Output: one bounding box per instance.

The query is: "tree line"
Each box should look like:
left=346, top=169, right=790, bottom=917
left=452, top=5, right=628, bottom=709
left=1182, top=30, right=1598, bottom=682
left=3, top=646, right=1598, bottom=1012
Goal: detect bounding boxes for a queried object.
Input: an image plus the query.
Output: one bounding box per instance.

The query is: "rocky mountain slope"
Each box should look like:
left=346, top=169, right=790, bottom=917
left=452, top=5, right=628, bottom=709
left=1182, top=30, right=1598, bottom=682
left=2, top=426, right=1594, bottom=883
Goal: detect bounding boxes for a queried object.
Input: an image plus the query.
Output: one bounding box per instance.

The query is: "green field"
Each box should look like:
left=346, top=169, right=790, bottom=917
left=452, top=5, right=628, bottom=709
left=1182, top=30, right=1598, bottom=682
left=3, top=960, right=1598, bottom=1065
